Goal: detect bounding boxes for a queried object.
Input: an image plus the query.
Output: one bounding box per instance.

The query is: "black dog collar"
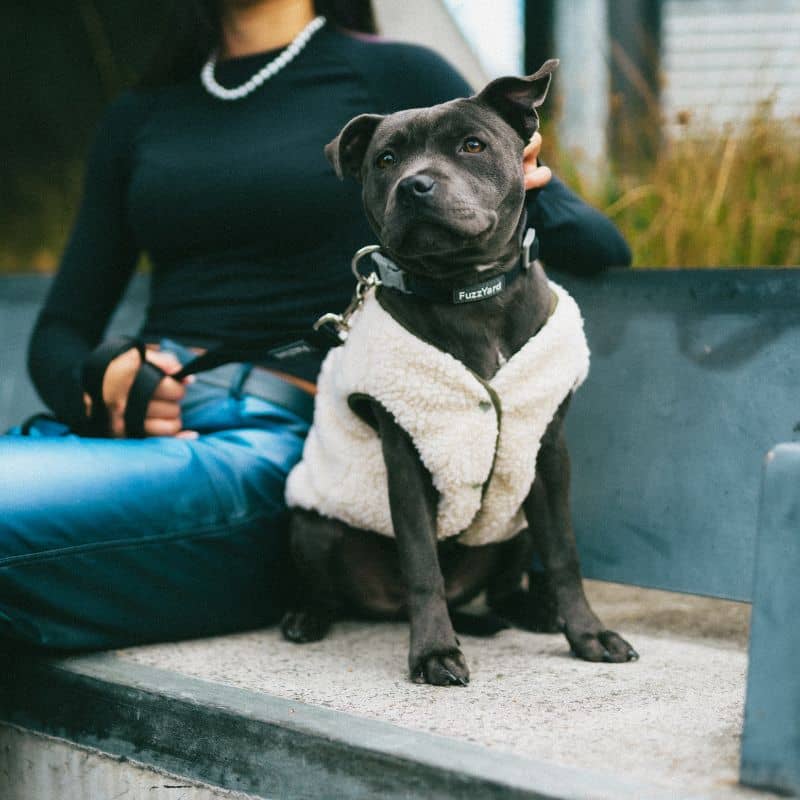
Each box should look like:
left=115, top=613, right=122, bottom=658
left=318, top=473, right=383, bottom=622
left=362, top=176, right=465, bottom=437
left=370, top=228, right=539, bottom=305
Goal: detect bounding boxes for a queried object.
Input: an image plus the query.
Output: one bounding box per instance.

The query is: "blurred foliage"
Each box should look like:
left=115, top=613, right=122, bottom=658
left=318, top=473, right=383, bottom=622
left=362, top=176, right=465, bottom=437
left=1, top=3, right=798, bottom=271
left=547, top=100, right=800, bottom=268
left=0, top=1, right=163, bottom=273
left=0, top=162, right=81, bottom=273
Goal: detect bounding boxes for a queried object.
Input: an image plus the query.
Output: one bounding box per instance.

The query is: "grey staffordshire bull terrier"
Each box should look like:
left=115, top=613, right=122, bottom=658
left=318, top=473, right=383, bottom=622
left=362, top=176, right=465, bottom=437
left=281, top=60, right=637, bottom=685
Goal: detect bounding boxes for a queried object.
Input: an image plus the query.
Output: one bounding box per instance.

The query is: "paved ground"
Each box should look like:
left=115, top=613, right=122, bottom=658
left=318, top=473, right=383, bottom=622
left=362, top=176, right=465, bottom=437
left=118, top=582, right=762, bottom=799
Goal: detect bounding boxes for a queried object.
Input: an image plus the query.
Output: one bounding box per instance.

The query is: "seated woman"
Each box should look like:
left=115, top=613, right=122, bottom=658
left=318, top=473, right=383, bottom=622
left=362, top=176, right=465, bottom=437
left=0, top=0, right=630, bottom=651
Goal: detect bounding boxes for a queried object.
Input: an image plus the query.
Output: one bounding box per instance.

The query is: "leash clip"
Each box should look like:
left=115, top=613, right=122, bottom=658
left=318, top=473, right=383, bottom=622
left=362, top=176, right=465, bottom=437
left=312, top=312, right=348, bottom=336
left=312, top=245, right=382, bottom=336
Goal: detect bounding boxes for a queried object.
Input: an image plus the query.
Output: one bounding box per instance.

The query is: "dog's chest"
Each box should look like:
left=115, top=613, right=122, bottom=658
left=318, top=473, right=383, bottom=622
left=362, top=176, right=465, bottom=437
left=437, top=319, right=533, bottom=381
left=375, top=272, right=549, bottom=381
left=433, top=327, right=514, bottom=381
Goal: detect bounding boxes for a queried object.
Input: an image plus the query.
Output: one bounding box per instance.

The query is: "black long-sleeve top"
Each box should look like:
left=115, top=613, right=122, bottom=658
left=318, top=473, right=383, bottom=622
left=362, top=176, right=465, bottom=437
left=28, top=25, right=631, bottom=430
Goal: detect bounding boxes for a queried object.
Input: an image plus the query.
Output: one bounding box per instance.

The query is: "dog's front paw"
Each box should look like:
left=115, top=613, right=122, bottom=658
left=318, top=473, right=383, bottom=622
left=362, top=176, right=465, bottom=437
left=566, top=627, right=638, bottom=663
left=410, top=649, right=470, bottom=686
left=281, top=610, right=332, bottom=643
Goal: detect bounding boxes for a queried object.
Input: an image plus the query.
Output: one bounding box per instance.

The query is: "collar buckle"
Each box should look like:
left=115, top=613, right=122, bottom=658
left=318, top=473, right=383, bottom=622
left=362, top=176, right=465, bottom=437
left=370, top=251, right=409, bottom=293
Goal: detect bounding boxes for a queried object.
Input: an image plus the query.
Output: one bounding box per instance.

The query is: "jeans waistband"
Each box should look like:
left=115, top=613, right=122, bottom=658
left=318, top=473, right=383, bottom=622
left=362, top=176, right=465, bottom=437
left=160, top=339, right=315, bottom=424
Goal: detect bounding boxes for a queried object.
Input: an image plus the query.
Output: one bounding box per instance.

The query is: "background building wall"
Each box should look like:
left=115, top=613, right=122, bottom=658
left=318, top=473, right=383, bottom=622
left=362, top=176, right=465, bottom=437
left=373, top=0, right=487, bottom=88
left=662, top=0, right=800, bottom=128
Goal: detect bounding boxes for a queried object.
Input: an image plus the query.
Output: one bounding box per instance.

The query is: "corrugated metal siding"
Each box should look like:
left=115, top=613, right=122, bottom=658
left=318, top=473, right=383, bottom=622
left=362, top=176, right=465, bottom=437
left=663, top=0, right=800, bottom=126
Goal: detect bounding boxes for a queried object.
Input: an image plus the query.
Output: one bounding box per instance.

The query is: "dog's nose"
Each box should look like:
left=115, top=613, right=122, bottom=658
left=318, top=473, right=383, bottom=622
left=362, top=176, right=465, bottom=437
left=398, top=174, right=436, bottom=199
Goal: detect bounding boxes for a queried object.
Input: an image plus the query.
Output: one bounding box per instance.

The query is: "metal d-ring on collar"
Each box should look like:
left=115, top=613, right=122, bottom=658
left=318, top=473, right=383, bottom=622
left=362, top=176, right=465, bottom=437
left=350, top=244, right=383, bottom=285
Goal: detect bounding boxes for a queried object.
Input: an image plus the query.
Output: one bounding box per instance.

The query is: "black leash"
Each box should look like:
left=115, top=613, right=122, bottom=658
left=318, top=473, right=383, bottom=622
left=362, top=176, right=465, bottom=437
left=170, top=323, right=344, bottom=382
left=80, top=323, right=344, bottom=438
left=81, top=226, right=538, bottom=437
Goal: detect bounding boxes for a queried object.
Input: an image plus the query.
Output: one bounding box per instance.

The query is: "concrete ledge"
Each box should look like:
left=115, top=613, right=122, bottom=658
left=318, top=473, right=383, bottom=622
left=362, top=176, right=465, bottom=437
left=0, top=650, right=692, bottom=800
left=0, top=722, right=259, bottom=800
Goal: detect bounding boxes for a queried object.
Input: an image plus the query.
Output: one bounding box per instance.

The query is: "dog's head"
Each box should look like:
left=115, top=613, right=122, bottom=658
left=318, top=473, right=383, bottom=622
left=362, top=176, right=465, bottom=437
left=325, top=60, right=558, bottom=277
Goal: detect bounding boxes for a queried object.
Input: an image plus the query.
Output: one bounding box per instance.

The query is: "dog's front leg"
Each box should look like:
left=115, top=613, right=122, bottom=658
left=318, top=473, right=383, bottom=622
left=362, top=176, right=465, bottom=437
left=373, top=403, right=469, bottom=686
left=523, top=408, right=638, bottom=663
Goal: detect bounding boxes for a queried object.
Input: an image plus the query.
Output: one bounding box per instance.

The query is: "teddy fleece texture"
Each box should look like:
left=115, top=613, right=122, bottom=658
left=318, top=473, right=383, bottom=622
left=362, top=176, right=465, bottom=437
left=285, top=281, right=590, bottom=546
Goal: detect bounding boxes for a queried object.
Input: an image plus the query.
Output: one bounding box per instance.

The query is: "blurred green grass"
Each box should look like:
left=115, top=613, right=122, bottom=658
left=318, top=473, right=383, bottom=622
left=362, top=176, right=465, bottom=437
left=0, top=161, right=83, bottom=273
left=548, top=101, right=800, bottom=268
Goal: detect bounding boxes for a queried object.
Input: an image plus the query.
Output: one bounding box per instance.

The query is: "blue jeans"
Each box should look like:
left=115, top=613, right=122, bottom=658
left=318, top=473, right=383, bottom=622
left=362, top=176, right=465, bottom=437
left=0, top=341, right=310, bottom=651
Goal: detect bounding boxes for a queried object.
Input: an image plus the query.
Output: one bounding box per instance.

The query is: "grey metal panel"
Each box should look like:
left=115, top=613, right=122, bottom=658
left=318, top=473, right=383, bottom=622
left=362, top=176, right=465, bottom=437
left=3, top=269, right=798, bottom=604
left=0, top=277, right=52, bottom=429
left=0, top=275, right=148, bottom=432
left=555, top=268, right=800, bottom=601
left=740, top=443, right=800, bottom=796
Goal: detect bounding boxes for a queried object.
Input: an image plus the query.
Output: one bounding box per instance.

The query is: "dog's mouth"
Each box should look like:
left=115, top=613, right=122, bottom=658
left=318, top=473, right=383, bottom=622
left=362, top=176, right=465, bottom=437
left=380, top=208, right=498, bottom=259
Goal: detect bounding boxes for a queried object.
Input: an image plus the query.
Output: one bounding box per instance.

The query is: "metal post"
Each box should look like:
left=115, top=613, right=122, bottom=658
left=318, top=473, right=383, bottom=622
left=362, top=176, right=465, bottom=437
left=524, top=0, right=556, bottom=76
left=740, top=443, right=800, bottom=795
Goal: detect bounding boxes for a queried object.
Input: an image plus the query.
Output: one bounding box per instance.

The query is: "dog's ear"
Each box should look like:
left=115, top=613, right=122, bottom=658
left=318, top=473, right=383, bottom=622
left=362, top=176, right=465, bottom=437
left=325, top=114, right=385, bottom=181
left=476, top=59, right=559, bottom=141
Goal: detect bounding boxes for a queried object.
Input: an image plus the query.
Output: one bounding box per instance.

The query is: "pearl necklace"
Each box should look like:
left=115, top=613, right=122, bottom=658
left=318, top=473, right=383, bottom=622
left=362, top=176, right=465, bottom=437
left=201, top=15, right=327, bottom=101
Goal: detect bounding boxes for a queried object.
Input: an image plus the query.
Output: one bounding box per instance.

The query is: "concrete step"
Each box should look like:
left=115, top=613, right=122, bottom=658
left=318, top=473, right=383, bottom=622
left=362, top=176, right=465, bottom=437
left=0, top=583, right=771, bottom=800
left=0, top=723, right=260, bottom=800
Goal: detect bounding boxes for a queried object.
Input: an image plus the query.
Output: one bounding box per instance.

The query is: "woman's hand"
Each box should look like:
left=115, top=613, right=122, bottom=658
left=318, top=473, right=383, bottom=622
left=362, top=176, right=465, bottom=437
left=101, top=348, right=196, bottom=439
left=523, top=132, right=552, bottom=191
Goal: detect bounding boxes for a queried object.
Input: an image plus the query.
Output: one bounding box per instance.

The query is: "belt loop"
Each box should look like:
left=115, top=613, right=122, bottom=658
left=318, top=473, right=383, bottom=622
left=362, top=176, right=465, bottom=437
left=231, top=363, right=253, bottom=398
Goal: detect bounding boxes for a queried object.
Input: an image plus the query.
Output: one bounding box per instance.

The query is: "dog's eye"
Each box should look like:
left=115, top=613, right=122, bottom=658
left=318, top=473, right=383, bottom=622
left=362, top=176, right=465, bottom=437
left=375, top=151, right=396, bottom=169
left=462, top=137, right=486, bottom=154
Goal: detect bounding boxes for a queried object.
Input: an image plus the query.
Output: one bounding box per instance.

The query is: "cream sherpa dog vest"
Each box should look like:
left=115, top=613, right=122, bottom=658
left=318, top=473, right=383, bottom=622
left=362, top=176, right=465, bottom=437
left=285, top=280, right=590, bottom=546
